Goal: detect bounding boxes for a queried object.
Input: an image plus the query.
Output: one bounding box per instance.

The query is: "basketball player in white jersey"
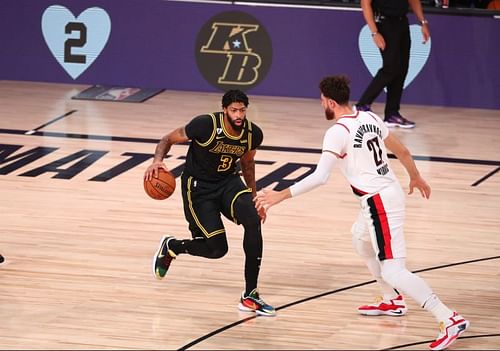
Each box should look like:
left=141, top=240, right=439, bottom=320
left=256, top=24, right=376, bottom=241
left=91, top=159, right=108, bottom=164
left=254, top=76, right=469, bottom=350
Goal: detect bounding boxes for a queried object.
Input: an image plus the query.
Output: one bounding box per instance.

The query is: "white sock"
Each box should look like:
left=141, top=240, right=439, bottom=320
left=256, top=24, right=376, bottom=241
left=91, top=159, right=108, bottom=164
left=423, top=294, right=454, bottom=322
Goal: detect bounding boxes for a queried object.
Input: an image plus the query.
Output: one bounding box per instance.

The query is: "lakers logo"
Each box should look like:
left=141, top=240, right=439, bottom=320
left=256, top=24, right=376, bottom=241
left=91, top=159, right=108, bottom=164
left=195, top=11, right=272, bottom=91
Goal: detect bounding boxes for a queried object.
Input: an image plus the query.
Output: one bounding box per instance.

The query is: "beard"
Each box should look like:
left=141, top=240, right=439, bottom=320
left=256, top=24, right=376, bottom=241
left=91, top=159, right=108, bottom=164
left=324, top=107, right=335, bottom=120
left=228, top=117, right=244, bottom=132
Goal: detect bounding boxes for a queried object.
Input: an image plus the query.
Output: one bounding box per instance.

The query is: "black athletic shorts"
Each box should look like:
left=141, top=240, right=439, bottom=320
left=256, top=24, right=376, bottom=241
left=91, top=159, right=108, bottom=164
left=181, top=173, right=253, bottom=239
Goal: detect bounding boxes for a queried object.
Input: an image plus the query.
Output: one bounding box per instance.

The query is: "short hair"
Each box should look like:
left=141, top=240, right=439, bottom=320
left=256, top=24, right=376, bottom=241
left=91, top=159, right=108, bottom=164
left=222, top=90, right=249, bottom=108
left=319, top=75, right=350, bottom=105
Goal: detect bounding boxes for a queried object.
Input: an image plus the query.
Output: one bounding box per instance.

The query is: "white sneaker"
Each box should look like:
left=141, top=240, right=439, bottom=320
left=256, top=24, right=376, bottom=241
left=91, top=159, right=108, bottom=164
left=429, top=312, right=469, bottom=350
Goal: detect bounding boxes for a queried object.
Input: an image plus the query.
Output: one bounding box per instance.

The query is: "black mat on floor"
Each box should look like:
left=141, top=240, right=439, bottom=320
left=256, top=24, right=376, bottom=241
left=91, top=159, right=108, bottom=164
left=72, top=85, right=164, bottom=103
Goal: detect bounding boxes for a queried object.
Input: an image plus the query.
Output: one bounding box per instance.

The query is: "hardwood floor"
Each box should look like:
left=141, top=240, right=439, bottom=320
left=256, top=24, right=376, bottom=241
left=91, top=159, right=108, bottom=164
left=0, top=80, right=498, bottom=350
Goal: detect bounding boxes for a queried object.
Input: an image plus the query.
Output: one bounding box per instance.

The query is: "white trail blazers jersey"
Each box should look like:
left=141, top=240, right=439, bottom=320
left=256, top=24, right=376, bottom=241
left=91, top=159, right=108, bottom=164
left=323, top=110, right=397, bottom=195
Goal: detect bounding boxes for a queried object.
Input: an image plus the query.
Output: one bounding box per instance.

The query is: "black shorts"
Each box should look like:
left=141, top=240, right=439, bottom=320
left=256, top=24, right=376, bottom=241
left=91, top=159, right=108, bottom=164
left=181, top=173, right=253, bottom=239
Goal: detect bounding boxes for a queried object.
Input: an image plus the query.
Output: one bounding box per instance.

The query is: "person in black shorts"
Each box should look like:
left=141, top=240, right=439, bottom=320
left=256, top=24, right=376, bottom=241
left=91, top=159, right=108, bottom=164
left=144, top=90, right=275, bottom=316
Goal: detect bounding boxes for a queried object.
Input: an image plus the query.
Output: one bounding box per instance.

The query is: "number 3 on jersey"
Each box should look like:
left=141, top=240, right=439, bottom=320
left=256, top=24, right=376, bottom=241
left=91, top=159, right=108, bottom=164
left=218, top=155, right=233, bottom=172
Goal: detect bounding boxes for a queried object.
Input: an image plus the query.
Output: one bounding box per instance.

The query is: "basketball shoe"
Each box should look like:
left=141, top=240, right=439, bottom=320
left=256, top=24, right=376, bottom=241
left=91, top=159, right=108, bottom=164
left=355, top=104, right=372, bottom=112
left=429, top=312, right=469, bottom=350
left=152, top=235, right=176, bottom=280
left=238, top=288, right=276, bottom=317
left=385, top=113, right=416, bottom=129
left=358, top=295, right=408, bottom=316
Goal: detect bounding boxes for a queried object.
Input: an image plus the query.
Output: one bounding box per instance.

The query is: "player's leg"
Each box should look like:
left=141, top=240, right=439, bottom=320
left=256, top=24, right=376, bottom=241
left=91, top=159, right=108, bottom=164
left=365, top=183, right=469, bottom=349
left=152, top=176, right=228, bottom=280
left=380, top=258, right=469, bottom=350
left=170, top=175, right=229, bottom=258
left=352, top=210, right=406, bottom=316
left=223, top=180, right=275, bottom=316
left=232, top=191, right=262, bottom=294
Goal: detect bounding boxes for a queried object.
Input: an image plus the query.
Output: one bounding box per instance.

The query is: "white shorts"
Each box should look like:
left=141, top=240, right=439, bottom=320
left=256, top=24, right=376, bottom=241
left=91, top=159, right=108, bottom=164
left=353, top=182, right=407, bottom=260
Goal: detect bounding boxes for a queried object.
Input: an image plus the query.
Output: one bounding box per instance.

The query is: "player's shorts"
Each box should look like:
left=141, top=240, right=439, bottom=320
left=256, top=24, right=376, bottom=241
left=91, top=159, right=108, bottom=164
left=353, top=181, right=407, bottom=261
left=181, top=173, right=253, bottom=239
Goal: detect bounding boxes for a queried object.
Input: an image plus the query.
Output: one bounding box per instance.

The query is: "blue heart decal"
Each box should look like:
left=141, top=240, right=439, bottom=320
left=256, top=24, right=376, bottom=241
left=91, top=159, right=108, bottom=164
left=358, top=24, right=431, bottom=89
left=41, top=5, right=111, bottom=79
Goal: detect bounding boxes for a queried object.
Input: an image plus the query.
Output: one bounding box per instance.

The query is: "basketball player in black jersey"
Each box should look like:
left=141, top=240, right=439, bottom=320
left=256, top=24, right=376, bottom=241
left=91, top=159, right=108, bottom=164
left=144, top=90, right=275, bottom=316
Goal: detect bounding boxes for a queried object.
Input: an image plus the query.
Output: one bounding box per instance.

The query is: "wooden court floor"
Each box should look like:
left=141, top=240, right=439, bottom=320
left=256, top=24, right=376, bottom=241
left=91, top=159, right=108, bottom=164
left=0, top=80, right=499, bottom=350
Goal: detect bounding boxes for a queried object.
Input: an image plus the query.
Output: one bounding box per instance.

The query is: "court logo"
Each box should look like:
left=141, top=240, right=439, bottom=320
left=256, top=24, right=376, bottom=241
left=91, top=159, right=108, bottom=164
left=41, top=5, right=111, bottom=79
left=358, top=24, right=431, bottom=89
left=195, top=11, right=272, bottom=91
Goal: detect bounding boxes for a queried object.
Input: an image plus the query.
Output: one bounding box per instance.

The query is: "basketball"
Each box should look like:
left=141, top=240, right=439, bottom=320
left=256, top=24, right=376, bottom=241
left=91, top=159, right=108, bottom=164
left=144, top=168, right=176, bottom=200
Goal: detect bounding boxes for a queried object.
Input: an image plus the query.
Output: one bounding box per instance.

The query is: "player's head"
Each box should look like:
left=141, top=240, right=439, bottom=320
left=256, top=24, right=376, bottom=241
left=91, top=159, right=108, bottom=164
left=222, top=90, right=249, bottom=108
left=319, top=76, right=350, bottom=120
left=222, top=90, right=249, bottom=132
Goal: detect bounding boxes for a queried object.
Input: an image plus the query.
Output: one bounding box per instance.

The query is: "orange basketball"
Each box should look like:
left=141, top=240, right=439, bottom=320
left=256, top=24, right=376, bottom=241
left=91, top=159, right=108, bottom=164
left=144, top=169, right=176, bottom=200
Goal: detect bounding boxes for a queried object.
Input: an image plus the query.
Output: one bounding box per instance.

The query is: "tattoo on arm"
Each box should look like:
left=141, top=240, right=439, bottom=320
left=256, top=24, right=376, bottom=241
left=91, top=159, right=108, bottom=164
left=154, top=136, right=171, bottom=162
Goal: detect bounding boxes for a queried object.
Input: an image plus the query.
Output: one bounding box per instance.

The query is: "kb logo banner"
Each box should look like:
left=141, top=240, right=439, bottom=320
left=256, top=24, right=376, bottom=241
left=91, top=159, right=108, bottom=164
left=195, top=11, right=272, bottom=91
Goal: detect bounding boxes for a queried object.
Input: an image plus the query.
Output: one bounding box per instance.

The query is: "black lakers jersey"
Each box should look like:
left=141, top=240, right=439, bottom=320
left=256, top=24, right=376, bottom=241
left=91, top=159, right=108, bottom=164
left=183, top=112, right=263, bottom=182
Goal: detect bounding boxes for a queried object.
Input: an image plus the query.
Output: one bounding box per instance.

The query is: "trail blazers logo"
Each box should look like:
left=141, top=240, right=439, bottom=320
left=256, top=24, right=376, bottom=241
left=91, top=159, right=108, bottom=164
left=196, top=11, right=272, bottom=91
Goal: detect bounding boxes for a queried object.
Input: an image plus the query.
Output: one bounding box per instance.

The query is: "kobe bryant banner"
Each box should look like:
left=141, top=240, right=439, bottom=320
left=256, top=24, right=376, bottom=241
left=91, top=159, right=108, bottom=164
left=195, top=11, right=273, bottom=91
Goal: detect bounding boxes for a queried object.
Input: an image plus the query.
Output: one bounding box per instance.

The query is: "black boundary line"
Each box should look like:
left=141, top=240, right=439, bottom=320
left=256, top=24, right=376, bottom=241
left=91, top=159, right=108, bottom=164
left=24, top=110, right=78, bottom=135
left=383, top=333, right=500, bottom=350
left=178, top=255, right=500, bottom=350
left=0, top=128, right=499, bottom=168
left=472, top=166, right=500, bottom=187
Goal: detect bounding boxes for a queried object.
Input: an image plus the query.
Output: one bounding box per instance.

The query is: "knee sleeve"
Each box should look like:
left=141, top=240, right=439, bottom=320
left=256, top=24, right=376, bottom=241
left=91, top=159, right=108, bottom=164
left=205, top=235, right=229, bottom=259
left=233, top=194, right=263, bottom=258
left=234, top=194, right=260, bottom=229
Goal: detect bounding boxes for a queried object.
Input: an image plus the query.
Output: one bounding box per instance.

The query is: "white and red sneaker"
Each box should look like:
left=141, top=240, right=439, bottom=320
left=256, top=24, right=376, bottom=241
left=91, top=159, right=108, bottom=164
left=358, top=295, right=407, bottom=316
left=429, top=312, right=469, bottom=350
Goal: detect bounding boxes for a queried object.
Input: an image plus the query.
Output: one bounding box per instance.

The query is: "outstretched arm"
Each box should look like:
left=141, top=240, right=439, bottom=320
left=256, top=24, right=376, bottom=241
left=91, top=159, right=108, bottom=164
left=384, top=133, right=431, bottom=198
left=144, top=127, right=189, bottom=181
left=254, top=151, right=338, bottom=212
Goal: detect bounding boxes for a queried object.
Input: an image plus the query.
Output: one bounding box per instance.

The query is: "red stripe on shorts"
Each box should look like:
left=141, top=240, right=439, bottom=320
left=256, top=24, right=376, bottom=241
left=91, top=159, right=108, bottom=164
left=372, top=194, right=393, bottom=260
